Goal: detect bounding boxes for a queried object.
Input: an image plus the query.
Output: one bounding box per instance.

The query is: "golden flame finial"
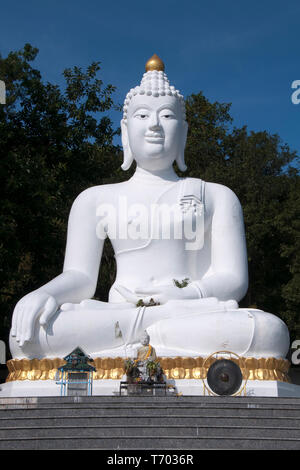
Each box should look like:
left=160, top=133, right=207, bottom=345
left=145, top=54, right=165, bottom=72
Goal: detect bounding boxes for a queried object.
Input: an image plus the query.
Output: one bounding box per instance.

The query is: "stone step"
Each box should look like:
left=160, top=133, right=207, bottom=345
left=2, top=396, right=300, bottom=406
left=0, top=405, right=300, bottom=418
left=2, top=397, right=300, bottom=409
left=0, top=424, right=299, bottom=439
left=1, top=396, right=300, bottom=450
left=0, top=435, right=299, bottom=450
left=0, top=414, right=299, bottom=428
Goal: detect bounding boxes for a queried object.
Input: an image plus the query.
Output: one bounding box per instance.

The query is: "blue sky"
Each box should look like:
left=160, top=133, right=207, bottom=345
left=1, top=0, right=299, bottom=159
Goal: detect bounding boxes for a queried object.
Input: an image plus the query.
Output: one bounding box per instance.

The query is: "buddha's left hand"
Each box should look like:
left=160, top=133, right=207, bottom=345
left=116, top=283, right=200, bottom=305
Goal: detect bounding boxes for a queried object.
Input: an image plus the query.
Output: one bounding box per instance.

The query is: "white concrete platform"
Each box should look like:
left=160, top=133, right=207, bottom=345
left=1, top=379, right=300, bottom=397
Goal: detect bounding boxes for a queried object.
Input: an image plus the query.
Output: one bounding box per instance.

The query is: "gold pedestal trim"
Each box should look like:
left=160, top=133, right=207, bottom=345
left=6, top=356, right=291, bottom=383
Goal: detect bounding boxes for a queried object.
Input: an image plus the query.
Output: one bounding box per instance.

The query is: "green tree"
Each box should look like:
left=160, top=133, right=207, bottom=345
left=276, top=171, right=300, bottom=337
left=0, top=44, right=121, bottom=347
left=184, top=92, right=300, bottom=340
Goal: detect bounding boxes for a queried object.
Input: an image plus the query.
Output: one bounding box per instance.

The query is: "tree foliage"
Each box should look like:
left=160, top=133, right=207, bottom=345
left=0, top=46, right=299, bottom=351
left=184, top=93, right=300, bottom=339
left=0, top=44, right=121, bottom=345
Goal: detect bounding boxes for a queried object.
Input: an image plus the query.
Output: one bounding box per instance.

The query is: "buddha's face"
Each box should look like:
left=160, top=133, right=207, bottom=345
left=140, top=333, right=150, bottom=346
left=122, top=94, right=187, bottom=171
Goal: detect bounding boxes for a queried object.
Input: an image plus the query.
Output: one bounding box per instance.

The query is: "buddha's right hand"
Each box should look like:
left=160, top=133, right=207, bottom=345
left=11, top=291, right=58, bottom=347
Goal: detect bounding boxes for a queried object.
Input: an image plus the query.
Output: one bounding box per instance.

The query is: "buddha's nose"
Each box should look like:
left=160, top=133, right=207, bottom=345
left=148, top=113, right=161, bottom=130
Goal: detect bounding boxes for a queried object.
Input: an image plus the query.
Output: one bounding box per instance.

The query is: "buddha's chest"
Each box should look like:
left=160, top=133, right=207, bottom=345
left=96, top=180, right=207, bottom=254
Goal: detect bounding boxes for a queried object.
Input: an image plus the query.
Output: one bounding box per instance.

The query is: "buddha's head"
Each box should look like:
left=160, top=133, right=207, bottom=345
left=140, top=330, right=150, bottom=346
left=121, top=54, right=188, bottom=172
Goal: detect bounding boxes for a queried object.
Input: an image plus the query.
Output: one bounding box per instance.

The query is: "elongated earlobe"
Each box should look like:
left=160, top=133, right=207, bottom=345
left=176, top=121, right=188, bottom=172
left=121, top=119, right=134, bottom=171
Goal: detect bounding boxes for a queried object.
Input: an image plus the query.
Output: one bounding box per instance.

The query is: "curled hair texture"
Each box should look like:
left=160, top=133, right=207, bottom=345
left=123, top=70, right=186, bottom=122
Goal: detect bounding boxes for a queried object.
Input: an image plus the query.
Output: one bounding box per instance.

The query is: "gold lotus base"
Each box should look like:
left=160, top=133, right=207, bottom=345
left=6, top=356, right=291, bottom=383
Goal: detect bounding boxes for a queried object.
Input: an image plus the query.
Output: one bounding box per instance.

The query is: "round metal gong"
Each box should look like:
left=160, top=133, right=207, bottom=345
left=206, top=359, right=243, bottom=396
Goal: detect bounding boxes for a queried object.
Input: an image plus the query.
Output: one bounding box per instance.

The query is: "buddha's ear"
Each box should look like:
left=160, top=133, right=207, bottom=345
left=121, top=119, right=134, bottom=171
left=176, top=120, right=188, bottom=172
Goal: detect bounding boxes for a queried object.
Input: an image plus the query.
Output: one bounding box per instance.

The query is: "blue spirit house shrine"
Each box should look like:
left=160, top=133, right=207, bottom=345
left=56, top=347, right=96, bottom=396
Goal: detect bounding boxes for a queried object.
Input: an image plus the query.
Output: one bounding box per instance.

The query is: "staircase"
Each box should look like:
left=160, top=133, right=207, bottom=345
left=0, top=395, right=300, bottom=450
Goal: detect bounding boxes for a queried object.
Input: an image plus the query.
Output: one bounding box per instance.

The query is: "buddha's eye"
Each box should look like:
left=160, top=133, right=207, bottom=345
left=160, top=112, right=175, bottom=119
left=135, top=112, right=149, bottom=120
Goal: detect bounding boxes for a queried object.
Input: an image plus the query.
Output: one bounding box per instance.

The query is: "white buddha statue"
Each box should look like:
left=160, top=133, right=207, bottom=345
left=9, top=55, right=289, bottom=365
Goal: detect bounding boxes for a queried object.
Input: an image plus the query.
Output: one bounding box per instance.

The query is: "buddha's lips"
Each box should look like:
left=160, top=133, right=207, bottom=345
left=145, top=134, right=164, bottom=143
